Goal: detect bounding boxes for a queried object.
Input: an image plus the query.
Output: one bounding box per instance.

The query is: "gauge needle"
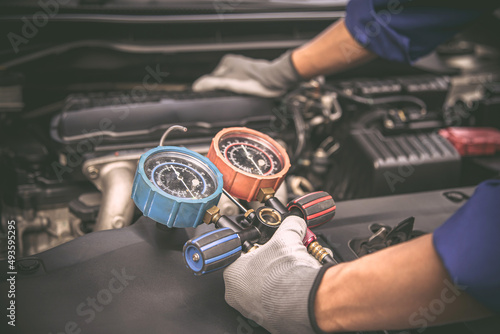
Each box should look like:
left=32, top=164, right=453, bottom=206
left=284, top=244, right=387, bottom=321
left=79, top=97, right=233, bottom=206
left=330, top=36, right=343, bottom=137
left=242, top=145, right=263, bottom=175
left=170, top=165, right=196, bottom=198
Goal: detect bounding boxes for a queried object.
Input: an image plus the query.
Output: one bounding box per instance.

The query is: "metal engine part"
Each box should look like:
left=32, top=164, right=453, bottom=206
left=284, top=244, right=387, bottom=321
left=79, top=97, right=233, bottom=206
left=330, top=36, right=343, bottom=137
left=82, top=154, right=139, bottom=231
left=1, top=206, right=84, bottom=258
left=248, top=182, right=288, bottom=211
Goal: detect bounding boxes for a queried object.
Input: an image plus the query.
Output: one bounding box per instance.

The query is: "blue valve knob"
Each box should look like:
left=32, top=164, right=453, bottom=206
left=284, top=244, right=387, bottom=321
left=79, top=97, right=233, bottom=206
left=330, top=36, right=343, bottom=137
left=183, top=228, right=242, bottom=275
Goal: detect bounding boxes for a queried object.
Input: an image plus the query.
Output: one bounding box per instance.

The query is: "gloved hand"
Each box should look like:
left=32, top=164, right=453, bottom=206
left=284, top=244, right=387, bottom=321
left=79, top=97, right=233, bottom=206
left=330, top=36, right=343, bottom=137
left=192, top=51, right=303, bottom=98
left=223, top=216, right=327, bottom=334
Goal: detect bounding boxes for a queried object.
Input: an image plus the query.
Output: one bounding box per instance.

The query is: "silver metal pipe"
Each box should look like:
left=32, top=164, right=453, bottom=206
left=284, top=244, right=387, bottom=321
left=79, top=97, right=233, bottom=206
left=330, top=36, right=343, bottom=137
left=222, top=188, right=247, bottom=214
left=83, top=154, right=140, bottom=231
left=93, top=161, right=136, bottom=231
left=159, top=125, right=187, bottom=146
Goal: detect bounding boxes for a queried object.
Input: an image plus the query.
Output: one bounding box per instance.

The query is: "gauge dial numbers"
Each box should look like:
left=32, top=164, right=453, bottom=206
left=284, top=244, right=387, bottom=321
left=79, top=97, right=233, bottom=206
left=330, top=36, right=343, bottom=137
left=219, top=136, right=283, bottom=176
left=132, top=146, right=224, bottom=228
left=208, top=127, right=291, bottom=202
left=144, top=152, right=217, bottom=199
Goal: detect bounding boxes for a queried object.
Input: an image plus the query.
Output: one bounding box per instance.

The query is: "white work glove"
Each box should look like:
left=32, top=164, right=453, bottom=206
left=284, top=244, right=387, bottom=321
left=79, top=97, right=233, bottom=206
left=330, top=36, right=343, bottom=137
left=223, top=216, right=330, bottom=334
left=192, top=51, right=303, bottom=98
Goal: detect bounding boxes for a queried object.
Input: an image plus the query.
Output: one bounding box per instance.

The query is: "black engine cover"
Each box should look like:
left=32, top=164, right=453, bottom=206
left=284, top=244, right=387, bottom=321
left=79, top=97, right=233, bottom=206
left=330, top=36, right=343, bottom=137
left=2, top=186, right=499, bottom=334
left=50, top=91, right=276, bottom=151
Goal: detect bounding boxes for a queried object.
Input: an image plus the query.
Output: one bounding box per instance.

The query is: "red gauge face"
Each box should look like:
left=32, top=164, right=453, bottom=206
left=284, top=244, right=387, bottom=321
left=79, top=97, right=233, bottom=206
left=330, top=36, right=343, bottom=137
left=218, top=132, right=284, bottom=176
left=208, top=127, right=291, bottom=202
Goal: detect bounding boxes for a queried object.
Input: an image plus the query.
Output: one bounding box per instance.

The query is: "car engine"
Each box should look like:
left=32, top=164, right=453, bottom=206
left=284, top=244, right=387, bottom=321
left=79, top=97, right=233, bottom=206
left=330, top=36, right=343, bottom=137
left=0, top=1, right=499, bottom=333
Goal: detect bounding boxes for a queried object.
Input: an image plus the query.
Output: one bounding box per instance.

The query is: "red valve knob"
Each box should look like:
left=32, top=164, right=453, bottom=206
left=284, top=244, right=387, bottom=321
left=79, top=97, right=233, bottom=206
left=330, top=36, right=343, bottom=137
left=287, top=191, right=336, bottom=228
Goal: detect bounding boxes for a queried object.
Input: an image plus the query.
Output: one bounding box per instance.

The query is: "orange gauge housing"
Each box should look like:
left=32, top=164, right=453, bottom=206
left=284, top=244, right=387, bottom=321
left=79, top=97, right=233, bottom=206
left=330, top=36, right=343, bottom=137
left=208, top=127, right=291, bottom=202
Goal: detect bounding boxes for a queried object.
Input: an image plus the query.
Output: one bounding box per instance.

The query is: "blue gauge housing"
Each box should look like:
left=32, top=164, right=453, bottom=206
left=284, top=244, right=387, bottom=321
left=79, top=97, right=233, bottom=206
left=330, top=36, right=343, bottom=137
left=132, top=146, right=223, bottom=228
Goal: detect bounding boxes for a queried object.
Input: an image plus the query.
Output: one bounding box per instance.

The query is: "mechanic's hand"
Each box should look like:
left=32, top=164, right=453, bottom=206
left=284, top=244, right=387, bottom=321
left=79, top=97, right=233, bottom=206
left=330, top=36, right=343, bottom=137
left=192, top=51, right=303, bottom=98
left=223, top=216, right=322, bottom=334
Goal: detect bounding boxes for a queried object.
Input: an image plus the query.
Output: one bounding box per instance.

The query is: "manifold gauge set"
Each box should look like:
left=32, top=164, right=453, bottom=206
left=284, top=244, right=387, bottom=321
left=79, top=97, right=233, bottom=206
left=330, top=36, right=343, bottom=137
left=132, top=126, right=223, bottom=228
left=132, top=126, right=336, bottom=274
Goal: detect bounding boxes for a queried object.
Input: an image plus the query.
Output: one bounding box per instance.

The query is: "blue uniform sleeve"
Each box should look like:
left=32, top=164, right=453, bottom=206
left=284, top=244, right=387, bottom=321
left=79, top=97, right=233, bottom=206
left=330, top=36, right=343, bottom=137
left=433, top=180, right=500, bottom=313
left=344, top=0, right=492, bottom=63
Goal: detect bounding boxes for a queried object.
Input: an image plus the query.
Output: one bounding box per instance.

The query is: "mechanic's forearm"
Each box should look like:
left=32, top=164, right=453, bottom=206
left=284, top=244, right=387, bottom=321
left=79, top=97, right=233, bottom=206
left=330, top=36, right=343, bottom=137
left=292, top=18, right=376, bottom=79
left=315, top=234, right=492, bottom=332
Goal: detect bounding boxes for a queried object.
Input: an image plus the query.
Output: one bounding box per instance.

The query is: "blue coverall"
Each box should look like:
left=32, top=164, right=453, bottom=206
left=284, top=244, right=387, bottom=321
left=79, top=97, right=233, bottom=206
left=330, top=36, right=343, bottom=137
left=345, top=0, right=499, bottom=313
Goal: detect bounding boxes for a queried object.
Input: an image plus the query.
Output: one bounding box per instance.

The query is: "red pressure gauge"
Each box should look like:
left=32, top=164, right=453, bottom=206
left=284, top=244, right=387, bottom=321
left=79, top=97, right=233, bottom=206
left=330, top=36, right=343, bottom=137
left=207, top=127, right=291, bottom=202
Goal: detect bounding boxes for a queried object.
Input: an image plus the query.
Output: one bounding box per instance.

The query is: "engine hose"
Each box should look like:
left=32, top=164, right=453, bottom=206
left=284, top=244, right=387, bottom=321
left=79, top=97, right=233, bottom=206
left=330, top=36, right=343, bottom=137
left=323, top=84, right=427, bottom=112
left=289, top=99, right=307, bottom=162
left=351, top=110, right=389, bottom=129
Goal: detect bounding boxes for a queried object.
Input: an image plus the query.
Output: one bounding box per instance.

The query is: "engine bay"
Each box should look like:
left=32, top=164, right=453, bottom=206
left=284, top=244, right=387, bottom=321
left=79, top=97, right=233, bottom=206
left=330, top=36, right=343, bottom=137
left=1, top=2, right=500, bottom=333
left=2, top=59, right=500, bottom=259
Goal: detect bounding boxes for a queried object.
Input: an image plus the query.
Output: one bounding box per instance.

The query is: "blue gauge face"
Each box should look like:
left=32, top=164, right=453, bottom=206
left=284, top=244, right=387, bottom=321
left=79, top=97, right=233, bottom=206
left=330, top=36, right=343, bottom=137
left=144, top=151, right=218, bottom=199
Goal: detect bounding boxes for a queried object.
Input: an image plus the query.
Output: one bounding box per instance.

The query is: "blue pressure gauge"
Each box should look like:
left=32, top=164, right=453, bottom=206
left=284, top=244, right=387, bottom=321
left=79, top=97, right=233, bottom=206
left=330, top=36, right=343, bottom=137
left=132, top=146, right=223, bottom=228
